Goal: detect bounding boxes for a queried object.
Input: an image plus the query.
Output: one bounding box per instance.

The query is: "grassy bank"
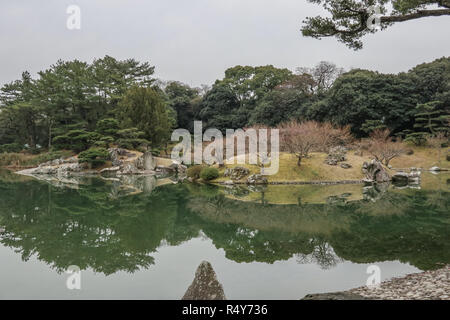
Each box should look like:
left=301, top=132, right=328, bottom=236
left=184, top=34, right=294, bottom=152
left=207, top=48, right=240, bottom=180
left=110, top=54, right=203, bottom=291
left=0, top=150, right=74, bottom=169
left=213, top=147, right=449, bottom=183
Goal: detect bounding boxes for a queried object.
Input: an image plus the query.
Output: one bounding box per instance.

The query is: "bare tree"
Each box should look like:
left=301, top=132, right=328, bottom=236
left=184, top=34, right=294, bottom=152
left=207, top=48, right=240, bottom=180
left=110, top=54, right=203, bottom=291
left=280, top=121, right=321, bottom=166
left=296, top=61, right=344, bottom=92
left=279, top=121, right=352, bottom=166
left=368, top=129, right=405, bottom=166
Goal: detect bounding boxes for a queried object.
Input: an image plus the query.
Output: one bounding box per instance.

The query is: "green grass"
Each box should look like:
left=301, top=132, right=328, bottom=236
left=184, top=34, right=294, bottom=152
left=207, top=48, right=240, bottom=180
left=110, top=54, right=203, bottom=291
left=213, top=146, right=449, bottom=184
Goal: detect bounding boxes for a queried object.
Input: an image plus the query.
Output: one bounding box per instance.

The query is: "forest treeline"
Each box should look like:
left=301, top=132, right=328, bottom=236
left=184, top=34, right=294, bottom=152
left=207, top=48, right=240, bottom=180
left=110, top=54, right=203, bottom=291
left=0, top=56, right=448, bottom=155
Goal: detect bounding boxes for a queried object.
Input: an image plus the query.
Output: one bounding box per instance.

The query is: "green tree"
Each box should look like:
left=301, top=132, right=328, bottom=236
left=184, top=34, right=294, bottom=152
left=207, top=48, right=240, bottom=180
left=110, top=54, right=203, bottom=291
left=164, top=81, right=200, bottom=132
left=302, top=0, right=450, bottom=49
left=118, top=86, right=173, bottom=147
left=197, top=65, right=293, bottom=130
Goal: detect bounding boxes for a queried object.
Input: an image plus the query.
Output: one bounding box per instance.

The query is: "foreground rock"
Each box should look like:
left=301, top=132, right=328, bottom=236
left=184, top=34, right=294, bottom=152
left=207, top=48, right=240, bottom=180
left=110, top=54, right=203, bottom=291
left=348, top=266, right=450, bottom=300
left=182, top=261, right=226, bottom=300
left=303, top=265, right=449, bottom=300
left=302, top=292, right=370, bottom=300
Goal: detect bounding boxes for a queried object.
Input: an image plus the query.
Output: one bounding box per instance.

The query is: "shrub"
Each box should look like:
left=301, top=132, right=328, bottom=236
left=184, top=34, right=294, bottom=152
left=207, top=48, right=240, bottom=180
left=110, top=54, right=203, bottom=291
left=200, top=167, right=219, bottom=181
left=0, top=143, right=22, bottom=153
left=78, top=147, right=110, bottom=168
left=187, top=165, right=205, bottom=180
left=53, top=130, right=101, bottom=153
left=96, top=118, right=119, bottom=137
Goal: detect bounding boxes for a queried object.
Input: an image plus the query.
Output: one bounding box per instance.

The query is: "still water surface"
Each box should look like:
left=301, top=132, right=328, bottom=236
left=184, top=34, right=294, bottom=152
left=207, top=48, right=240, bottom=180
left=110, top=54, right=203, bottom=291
left=0, top=170, right=448, bottom=299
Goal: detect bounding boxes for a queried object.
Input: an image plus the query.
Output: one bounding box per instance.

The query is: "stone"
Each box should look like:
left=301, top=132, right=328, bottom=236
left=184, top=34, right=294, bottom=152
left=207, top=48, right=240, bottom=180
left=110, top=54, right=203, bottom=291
left=302, top=292, right=371, bottom=300
left=340, top=163, right=352, bottom=169
left=224, top=166, right=250, bottom=180
left=182, top=261, right=226, bottom=300
left=362, top=160, right=391, bottom=183
left=246, top=174, right=268, bottom=185
left=108, top=148, right=136, bottom=167
left=429, top=166, right=441, bottom=172
left=223, top=180, right=234, bottom=185
left=144, top=152, right=156, bottom=170
left=392, top=171, right=421, bottom=187
left=155, top=165, right=176, bottom=174
left=325, top=146, right=347, bottom=166
left=0, top=227, right=5, bottom=233
left=100, top=166, right=121, bottom=174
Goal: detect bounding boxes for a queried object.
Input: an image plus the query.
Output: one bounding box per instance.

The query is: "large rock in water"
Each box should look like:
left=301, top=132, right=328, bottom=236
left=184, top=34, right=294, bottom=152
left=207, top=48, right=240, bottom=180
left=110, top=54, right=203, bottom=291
left=362, top=160, right=391, bottom=183
left=247, top=174, right=268, bottom=185
left=182, top=261, right=226, bottom=300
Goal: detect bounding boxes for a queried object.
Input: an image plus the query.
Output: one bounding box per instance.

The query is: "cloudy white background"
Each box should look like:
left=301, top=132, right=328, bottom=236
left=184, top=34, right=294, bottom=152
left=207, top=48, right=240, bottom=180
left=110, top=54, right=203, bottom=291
left=1, top=0, right=449, bottom=87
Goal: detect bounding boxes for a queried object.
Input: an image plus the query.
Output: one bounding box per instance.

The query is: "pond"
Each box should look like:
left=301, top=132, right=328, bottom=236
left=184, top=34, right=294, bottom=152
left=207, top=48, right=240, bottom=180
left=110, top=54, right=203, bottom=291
left=0, top=170, right=448, bottom=299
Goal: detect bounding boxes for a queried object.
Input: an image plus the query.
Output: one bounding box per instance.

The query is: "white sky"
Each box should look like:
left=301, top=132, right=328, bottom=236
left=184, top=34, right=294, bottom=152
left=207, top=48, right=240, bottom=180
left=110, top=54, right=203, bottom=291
left=1, top=0, right=449, bottom=87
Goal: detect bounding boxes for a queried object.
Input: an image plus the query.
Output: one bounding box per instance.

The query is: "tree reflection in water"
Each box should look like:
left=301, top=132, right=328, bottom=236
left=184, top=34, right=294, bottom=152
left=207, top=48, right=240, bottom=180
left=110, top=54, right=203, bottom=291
left=0, top=169, right=448, bottom=275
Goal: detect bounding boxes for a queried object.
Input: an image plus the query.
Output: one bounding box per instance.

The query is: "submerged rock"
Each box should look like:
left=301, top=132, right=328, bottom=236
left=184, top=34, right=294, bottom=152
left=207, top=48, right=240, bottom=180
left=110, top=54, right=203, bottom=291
left=392, top=171, right=421, bottom=186
left=362, top=160, right=391, bottom=183
left=182, top=261, right=226, bottom=300
left=247, top=174, right=268, bottom=185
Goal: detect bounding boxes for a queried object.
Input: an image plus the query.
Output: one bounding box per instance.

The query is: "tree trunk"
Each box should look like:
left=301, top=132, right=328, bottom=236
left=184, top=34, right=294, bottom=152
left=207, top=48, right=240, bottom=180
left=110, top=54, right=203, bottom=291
left=297, top=156, right=302, bottom=166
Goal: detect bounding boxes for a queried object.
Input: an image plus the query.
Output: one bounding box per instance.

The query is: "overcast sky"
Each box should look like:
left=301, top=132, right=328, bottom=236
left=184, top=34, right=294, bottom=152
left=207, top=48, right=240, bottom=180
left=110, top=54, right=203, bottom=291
left=1, top=0, right=449, bottom=87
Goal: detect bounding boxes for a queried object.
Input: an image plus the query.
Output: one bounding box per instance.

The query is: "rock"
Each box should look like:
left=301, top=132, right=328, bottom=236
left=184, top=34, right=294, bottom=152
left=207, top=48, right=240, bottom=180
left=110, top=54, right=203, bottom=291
left=108, top=148, right=136, bottom=167
left=223, top=180, right=234, bottom=185
left=17, top=162, right=87, bottom=176
left=302, top=292, right=371, bottom=300
left=429, top=166, right=441, bottom=172
left=100, top=166, right=121, bottom=174
left=325, top=146, right=347, bottom=166
left=392, top=171, right=421, bottom=187
left=246, top=174, right=268, bottom=185
left=155, top=165, right=176, bottom=174
left=224, top=166, right=250, bottom=180
left=362, top=160, right=391, bottom=183
left=325, top=159, right=338, bottom=166
left=182, top=261, right=226, bottom=300
left=224, top=185, right=250, bottom=197
left=340, top=163, right=352, bottom=169
left=144, top=152, right=156, bottom=170
left=118, top=163, right=140, bottom=175
left=0, top=227, right=5, bottom=233
left=392, top=172, right=410, bottom=184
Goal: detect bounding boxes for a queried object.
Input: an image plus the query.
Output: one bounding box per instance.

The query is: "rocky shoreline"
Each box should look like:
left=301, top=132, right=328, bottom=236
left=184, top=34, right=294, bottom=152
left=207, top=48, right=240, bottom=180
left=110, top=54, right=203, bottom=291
left=304, top=265, right=450, bottom=300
